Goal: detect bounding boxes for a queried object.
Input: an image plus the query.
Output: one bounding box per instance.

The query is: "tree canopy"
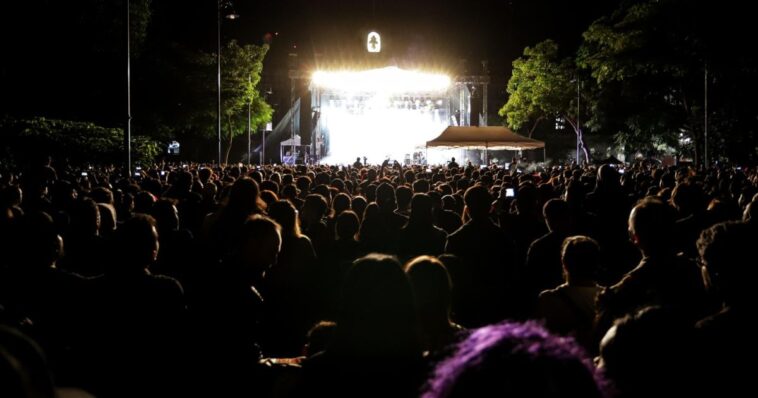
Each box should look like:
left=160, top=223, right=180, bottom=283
left=499, top=40, right=591, bottom=163
left=501, top=0, right=758, bottom=165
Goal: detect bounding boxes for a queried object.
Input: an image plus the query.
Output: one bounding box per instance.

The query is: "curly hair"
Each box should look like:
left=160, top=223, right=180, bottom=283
left=423, top=321, right=608, bottom=398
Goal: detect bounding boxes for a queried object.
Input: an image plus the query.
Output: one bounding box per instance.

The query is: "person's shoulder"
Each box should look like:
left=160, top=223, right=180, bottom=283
left=529, top=232, right=554, bottom=248
left=51, top=267, right=88, bottom=282
left=175, top=228, right=194, bottom=241
left=447, top=222, right=470, bottom=238
left=394, top=211, right=409, bottom=220
left=295, top=235, right=315, bottom=250
left=147, top=273, right=184, bottom=293
left=538, top=285, right=563, bottom=299
left=672, top=253, right=698, bottom=269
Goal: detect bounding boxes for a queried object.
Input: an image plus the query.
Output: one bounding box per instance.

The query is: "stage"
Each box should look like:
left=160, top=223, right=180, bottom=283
left=309, top=66, right=476, bottom=165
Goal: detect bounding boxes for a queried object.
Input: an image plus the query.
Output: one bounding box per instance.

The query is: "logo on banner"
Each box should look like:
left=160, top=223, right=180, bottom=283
left=367, top=32, right=381, bottom=53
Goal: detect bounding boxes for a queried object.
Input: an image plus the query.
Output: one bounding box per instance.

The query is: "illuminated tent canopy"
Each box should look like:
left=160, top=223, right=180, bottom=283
left=280, top=135, right=309, bottom=165
left=426, top=126, right=545, bottom=150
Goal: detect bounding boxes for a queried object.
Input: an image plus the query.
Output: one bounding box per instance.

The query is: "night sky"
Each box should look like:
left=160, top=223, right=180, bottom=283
left=0, top=0, right=621, bottom=128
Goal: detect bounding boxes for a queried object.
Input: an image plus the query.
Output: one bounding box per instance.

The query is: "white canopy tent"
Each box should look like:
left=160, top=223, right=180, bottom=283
left=426, top=126, right=546, bottom=163
left=280, top=135, right=309, bottom=165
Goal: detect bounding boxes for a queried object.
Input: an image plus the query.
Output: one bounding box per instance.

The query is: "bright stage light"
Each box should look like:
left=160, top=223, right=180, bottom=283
left=312, top=66, right=461, bottom=165
left=312, top=67, right=451, bottom=94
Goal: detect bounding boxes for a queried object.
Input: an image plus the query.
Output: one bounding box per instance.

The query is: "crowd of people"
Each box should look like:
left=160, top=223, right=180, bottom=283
left=1, top=155, right=756, bottom=397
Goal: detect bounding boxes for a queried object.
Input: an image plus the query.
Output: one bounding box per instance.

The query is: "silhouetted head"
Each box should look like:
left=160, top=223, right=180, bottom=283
left=234, top=215, right=282, bottom=279
left=424, top=321, right=605, bottom=398
left=396, top=185, right=413, bottom=211
left=151, top=199, right=179, bottom=234
left=68, top=198, right=100, bottom=237
left=671, top=182, right=704, bottom=217
left=561, top=236, right=600, bottom=284
left=16, top=211, right=61, bottom=270
left=336, top=254, right=419, bottom=359
left=134, top=191, right=156, bottom=214
left=174, top=170, right=193, bottom=193
left=115, top=214, right=159, bottom=273
left=97, top=203, right=117, bottom=236
left=743, top=200, right=758, bottom=225
left=226, top=177, right=265, bottom=215
left=697, top=221, right=757, bottom=307
left=295, top=176, right=311, bottom=194
left=257, top=176, right=275, bottom=192
left=0, top=326, right=56, bottom=398
left=404, top=256, right=453, bottom=323
left=376, top=183, right=397, bottom=212
left=441, top=195, right=457, bottom=212
left=302, top=194, right=328, bottom=225
left=90, top=186, right=114, bottom=205
left=351, top=196, right=367, bottom=221
left=336, top=210, right=359, bottom=241
left=408, top=193, right=434, bottom=226
left=596, top=164, right=621, bottom=191
left=198, top=167, right=213, bottom=183
left=304, top=321, right=338, bottom=357
left=599, top=306, right=693, bottom=398
left=281, top=183, right=298, bottom=200
left=543, top=199, right=571, bottom=234
left=516, top=182, right=539, bottom=215
left=413, top=178, right=430, bottom=193
left=463, top=185, right=492, bottom=221
left=332, top=193, right=351, bottom=216
left=331, top=178, right=346, bottom=193
left=260, top=190, right=279, bottom=209
left=629, top=197, right=677, bottom=257
left=268, top=199, right=301, bottom=238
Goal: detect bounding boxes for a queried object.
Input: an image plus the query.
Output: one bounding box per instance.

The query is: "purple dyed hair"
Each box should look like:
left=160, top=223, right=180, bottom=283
left=423, top=321, right=609, bottom=398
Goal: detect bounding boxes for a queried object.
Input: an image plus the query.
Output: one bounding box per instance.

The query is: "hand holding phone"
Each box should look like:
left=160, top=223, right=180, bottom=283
left=506, top=188, right=515, bottom=197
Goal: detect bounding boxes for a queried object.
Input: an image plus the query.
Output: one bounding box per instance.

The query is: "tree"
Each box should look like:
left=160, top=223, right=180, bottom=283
left=576, top=0, right=758, bottom=165
left=190, top=40, right=273, bottom=163
left=219, top=40, right=273, bottom=164
left=499, top=40, right=592, bottom=163
left=0, top=117, right=160, bottom=165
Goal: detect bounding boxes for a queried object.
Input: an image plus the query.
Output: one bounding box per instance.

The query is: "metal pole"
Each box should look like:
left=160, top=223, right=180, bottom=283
left=290, top=76, right=296, bottom=164
left=482, top=82, right=488, bottom=126
left=217, top=1, right=222, bottom=165
left=261, top=128, right=266, bottom=166
left=704, top=65, right=708, bottom=169
left=576, top=79, right=580, bottom=165
left=247, top=101, right=251, bottom=164
left=126, top=0, right=132, bottom=173
left=247, top=76, right=251, bottom=164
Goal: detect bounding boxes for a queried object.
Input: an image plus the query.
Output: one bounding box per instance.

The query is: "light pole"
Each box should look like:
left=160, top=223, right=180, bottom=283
left=247, top=76, right=251, bottom=163
left=261, top=125, right=267, bottom=166
left=576, top=78, right=581, bottom=165
left=217, top=1, right=238, bottom=165
left=126, top=0, right=132, bottom=173
left=704, top=64, right=708, bottom=169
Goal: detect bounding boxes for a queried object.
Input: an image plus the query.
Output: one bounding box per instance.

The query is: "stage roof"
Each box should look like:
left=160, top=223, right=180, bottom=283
left=426, top=126, right=545, bottom=150
left=311, top=67, right=451, bottom=94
